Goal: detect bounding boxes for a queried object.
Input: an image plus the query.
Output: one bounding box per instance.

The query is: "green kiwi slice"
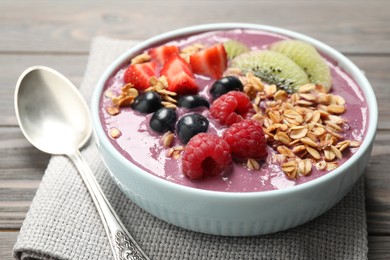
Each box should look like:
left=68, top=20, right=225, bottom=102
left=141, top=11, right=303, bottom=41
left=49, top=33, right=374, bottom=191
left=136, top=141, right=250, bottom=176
left=270, top=40, right=332, bottom=92
left=223, top=39, right=250, bottom=59
left=231, top=50, right=310, bottom=92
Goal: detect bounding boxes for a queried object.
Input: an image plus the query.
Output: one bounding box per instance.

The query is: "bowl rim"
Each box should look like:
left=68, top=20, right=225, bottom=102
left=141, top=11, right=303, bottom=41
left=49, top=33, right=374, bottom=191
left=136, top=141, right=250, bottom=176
left=91, top=22, right=378, bottom=199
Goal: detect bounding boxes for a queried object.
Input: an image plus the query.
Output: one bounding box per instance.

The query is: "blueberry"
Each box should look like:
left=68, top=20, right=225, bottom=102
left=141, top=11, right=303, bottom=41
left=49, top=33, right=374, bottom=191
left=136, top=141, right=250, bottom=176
left=177, top=95, right=210, bottom=109
left=177, top=113, right=209, bottom=144
left=210, top=76, right=244, bottom=100
left=132, top=91, right=162, bottom=114
left=150, top=108, right=177, bottom=133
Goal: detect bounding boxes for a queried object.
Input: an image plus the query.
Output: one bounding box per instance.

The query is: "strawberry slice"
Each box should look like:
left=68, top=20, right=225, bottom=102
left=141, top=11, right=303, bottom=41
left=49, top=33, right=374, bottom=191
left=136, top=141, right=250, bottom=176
left=148, top=45, right=180, bottom=65
left=189, top=44, right=227, bottom=79
left=160, top=54, right=198, bottom=95
left=124, top=61, right=157, bottom=90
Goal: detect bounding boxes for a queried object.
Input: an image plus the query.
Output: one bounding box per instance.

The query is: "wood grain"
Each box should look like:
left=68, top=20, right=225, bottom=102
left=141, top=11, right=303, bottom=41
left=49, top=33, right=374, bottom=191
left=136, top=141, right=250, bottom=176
left=366, top=130, right=390, bottom=235
left=0, top=127, right=47, bottom=229
left=0, top=232, right=390, bottom=260
left=0, top=1, right=389, bottom=54
left=0, top=54, right=87, bottom=126
left=0, top=232, right=18, bottom=260
left=368, top=236, right=390, bottom=259
left=1, top=0, right=389, bottom=258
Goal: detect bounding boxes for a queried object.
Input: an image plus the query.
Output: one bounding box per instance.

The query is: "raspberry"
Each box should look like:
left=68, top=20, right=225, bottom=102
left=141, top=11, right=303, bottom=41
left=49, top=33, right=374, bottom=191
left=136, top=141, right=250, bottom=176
left=182, top=133, right=232, bottom=179
left=209, top=91, right=252, bottom=126
left=223, top=119, right=267, bottom=160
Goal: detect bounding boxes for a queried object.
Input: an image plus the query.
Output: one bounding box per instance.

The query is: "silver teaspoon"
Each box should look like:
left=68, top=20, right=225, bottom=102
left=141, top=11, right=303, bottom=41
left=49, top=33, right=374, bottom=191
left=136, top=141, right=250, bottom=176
left=14, top=66, right=149, bottom=260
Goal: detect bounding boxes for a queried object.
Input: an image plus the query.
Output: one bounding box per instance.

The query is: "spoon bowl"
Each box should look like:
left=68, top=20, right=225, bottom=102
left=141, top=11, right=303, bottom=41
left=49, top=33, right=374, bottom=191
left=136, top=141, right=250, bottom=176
left=15, top=66, right=91, bottom=155
left=14, top=66, right=149, bottom=260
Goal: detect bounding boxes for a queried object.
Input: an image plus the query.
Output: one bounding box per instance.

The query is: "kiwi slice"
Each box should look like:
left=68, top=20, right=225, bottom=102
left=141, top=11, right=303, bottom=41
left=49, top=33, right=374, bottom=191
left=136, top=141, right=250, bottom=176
left=223, top=39, right=250, bottom=59
left=270, top=40, right=332, bottom=92
left=231, top=50, right=309, bottom=92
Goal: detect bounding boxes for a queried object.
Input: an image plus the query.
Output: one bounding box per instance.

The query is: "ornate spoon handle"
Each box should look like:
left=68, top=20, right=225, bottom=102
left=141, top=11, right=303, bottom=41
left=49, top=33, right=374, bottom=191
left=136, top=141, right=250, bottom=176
left=69, top=150, right=150, bottom=260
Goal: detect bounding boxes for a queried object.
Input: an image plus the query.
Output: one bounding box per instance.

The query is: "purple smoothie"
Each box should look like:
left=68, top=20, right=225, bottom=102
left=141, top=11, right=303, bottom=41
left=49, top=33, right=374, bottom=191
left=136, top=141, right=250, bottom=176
left=99, top=29, right=368, bottom=192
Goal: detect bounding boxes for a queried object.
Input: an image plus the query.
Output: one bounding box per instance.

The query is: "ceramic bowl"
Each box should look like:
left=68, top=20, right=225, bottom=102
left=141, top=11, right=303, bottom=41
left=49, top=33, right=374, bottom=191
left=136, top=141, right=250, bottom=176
left=91, top=23, right=377, bottom=236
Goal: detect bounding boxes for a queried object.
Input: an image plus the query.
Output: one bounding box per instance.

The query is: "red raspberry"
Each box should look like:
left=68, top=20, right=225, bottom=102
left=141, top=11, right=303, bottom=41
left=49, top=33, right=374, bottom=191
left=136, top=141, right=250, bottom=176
left=209, top=91, right=252, bottom=126
left=182, top=133, right=232, bottom=179
left=223, top=119, right=267, bottom=160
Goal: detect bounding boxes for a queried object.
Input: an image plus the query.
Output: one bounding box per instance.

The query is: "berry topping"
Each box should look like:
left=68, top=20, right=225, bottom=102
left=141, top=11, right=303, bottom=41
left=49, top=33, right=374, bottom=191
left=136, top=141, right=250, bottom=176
left=189, top=44, right=227, bottom=79
left=210, top=76, right=244, bottom=100
left=209, top=91, right=252, bottom=126
left=150, top=107, right=177, bottom=133
left=182, top=133, right=232, bottom=179
left=177, top=95, right=210, bottom=109
left=177, top=113, right=209, bottom=144
left=160, top=54, right=198, bottom=95
left=124, top=61, right=157, bottom=91
left=148, top=45, right=180, bottom=65
left=223, top=119, right=267, bottom=160
left=132, top=91, right=162, bottom=114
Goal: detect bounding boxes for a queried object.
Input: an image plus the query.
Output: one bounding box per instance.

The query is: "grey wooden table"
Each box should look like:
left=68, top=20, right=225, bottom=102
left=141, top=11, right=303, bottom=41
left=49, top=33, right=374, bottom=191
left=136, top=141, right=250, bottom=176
left=1, top=1, right=389, bottom=259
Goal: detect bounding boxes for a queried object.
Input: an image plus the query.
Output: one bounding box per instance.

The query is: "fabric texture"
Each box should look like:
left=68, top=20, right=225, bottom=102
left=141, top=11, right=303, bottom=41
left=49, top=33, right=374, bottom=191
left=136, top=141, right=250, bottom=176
left=13, top=37, right=368, bottom=260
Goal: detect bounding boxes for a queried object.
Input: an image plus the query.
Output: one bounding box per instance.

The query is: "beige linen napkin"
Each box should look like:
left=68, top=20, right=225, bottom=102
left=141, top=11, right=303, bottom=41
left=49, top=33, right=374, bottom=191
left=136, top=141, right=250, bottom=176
left=13, top=37, right=368, bottom=260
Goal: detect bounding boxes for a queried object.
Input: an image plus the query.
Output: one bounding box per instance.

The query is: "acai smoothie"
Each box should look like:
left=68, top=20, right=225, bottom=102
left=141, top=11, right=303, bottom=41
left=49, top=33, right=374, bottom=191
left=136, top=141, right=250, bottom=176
left=99, top=29, right=367, bottom=192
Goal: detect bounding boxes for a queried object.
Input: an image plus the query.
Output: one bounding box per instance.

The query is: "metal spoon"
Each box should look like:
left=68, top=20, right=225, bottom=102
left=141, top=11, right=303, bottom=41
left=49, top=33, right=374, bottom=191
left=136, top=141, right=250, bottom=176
left=14, top=66, right=149, bottom=260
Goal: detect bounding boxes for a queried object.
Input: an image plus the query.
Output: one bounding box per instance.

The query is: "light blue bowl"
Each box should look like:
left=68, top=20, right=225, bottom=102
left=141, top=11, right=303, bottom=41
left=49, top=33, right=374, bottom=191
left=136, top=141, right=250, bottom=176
left=91, top=23, right=377, bottom=236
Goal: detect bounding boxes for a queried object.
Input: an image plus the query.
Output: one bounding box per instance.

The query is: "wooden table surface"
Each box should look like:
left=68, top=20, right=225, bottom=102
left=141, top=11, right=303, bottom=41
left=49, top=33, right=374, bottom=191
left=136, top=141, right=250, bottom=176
left=1, top=1, right=389, bottom=259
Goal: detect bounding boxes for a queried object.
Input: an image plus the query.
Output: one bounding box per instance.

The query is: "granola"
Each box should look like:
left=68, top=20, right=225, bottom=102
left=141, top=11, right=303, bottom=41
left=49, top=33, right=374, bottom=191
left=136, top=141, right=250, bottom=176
left=249, top=82, right=360, bottom=179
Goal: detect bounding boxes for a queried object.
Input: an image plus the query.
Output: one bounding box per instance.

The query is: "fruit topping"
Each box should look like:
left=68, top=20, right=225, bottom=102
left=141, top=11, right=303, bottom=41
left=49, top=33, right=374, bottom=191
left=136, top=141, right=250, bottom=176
left=230, top=50, right=309, bottom=93
left=131, top=91, right=162, bottom=114
left=148, top=45, right=180, bottom=65
left=150, top=107, right=177, bottom=133
left=223, top=39, right=250, bottom=59
left=124, top=61, right=157, bottom=91
left=270, top=39, right=332, bottom=91
left=223, top=119, right=267, bottom=160
left=160, top=54, right=198, bottom=95
left=182, top=133, right=232, bottom=179
left=176, top=113, right=209, bottom=144
left=189, top=43, right=227, bottom=79
left=102, top=29, right=364, bottom=189
left=209, top=91, right=252, bottom=126
left=177, top=95, right=210, bottom=109
left=210, top=76, right=244, bottom=100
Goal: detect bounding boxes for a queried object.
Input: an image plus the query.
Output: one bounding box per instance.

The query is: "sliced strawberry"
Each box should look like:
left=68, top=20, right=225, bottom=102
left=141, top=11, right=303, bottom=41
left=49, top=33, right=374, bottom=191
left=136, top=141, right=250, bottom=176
left=160, top=54, right=198, bottom=95
left=148, top=45, right=180, bottom=65
left=124, top=61, right=157, bottom=90
left=189, top=44, right=227, bottom=79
